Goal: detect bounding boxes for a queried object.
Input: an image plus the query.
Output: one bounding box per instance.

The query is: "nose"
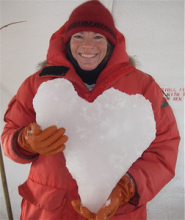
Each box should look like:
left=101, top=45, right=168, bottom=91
left=82, top=37, right=94, bottom=49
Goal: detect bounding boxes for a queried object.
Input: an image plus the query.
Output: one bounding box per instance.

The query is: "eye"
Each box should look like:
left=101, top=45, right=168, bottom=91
left=94, top=35, right=103, bottom=40
left=73, top=34, right=83, bottom=39
left=95, top=36, right=102, bottom=39
left=94, top=34, right=105, bottom=40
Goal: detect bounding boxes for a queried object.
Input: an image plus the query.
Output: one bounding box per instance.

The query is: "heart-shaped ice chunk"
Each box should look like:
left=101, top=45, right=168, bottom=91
left=33, top=78, right=156, bottom=213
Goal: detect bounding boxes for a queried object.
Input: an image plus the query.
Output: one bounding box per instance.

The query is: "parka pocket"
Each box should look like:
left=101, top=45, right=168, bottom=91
left=19, top=178, right=66, bottom=211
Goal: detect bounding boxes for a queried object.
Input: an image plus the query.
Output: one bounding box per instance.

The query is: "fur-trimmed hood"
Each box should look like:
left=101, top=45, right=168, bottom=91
left=39, top=22, right=131, bottom=70
left=37, top=21, right=137, bottom=71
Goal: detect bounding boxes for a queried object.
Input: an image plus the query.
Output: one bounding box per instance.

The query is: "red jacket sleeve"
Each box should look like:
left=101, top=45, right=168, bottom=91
left=128, top=80, right=180, bottom=206
left=1, top=73, right=42, bottom=164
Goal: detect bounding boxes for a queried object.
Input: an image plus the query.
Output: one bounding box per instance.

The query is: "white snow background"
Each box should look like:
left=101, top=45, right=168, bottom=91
left=33, top=78, right=156, bottom=213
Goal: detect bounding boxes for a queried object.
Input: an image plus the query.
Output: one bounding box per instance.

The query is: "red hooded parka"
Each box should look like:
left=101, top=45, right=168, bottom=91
left=1, top=23, right=180, bottom=220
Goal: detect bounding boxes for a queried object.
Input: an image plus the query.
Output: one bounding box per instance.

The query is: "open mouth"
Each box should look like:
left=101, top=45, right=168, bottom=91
left=80, top=53, right=97, bottom=58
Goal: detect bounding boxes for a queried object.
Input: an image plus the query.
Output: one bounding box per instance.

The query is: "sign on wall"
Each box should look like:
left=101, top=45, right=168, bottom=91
left=162, top=86, right=185, bottom=101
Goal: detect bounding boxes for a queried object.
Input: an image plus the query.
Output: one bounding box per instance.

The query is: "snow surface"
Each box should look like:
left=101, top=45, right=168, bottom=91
left=33, top=78, right=156, bottom=213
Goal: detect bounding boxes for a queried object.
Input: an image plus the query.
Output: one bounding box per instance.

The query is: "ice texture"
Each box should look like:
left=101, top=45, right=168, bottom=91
left=33, top=78, right=156, bottom=213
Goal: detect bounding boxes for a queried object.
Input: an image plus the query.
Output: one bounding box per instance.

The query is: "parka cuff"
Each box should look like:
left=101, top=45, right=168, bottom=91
left=127, top=172, right=140, bottom=206
left=13, top=129, right=39, bottom=160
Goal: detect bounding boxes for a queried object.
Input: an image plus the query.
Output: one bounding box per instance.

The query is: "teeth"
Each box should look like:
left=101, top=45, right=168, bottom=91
left=81, top=54, right=96, bottom=58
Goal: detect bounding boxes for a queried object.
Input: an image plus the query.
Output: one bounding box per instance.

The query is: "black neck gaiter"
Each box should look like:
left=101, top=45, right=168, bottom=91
left=66, top=43, right=113, bottom=85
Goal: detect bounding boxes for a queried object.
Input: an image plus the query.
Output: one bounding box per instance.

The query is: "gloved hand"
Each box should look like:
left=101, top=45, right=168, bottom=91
left=71, top=174, right=135, bottom=220
left=71, top=200, right=96, bottom=220
left=18, top=123, right=68, bottom=156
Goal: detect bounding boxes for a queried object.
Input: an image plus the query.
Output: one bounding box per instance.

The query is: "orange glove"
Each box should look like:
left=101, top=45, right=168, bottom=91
left=18, top=123, right=68, bottom=156
left=71, top=174, right=135, bottom=220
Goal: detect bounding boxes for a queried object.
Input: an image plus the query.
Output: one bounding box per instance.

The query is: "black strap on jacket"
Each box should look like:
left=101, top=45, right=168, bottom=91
left=39, top=66, right=69, bottom=77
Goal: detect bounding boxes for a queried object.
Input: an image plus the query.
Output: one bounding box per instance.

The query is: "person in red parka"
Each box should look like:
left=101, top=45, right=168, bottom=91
left=1, top=0, right=180, bottom=219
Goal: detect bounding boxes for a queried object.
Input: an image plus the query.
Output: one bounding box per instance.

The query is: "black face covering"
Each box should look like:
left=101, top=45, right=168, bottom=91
left=66, top=42, right=113, bottom=85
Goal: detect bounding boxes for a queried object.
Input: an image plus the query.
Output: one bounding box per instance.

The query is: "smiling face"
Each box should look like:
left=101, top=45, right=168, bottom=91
left=70, top=31, right=108, bottom=70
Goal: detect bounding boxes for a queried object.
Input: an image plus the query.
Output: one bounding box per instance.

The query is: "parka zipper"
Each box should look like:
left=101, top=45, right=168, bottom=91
left=84, top=92, right=92, bottom=102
